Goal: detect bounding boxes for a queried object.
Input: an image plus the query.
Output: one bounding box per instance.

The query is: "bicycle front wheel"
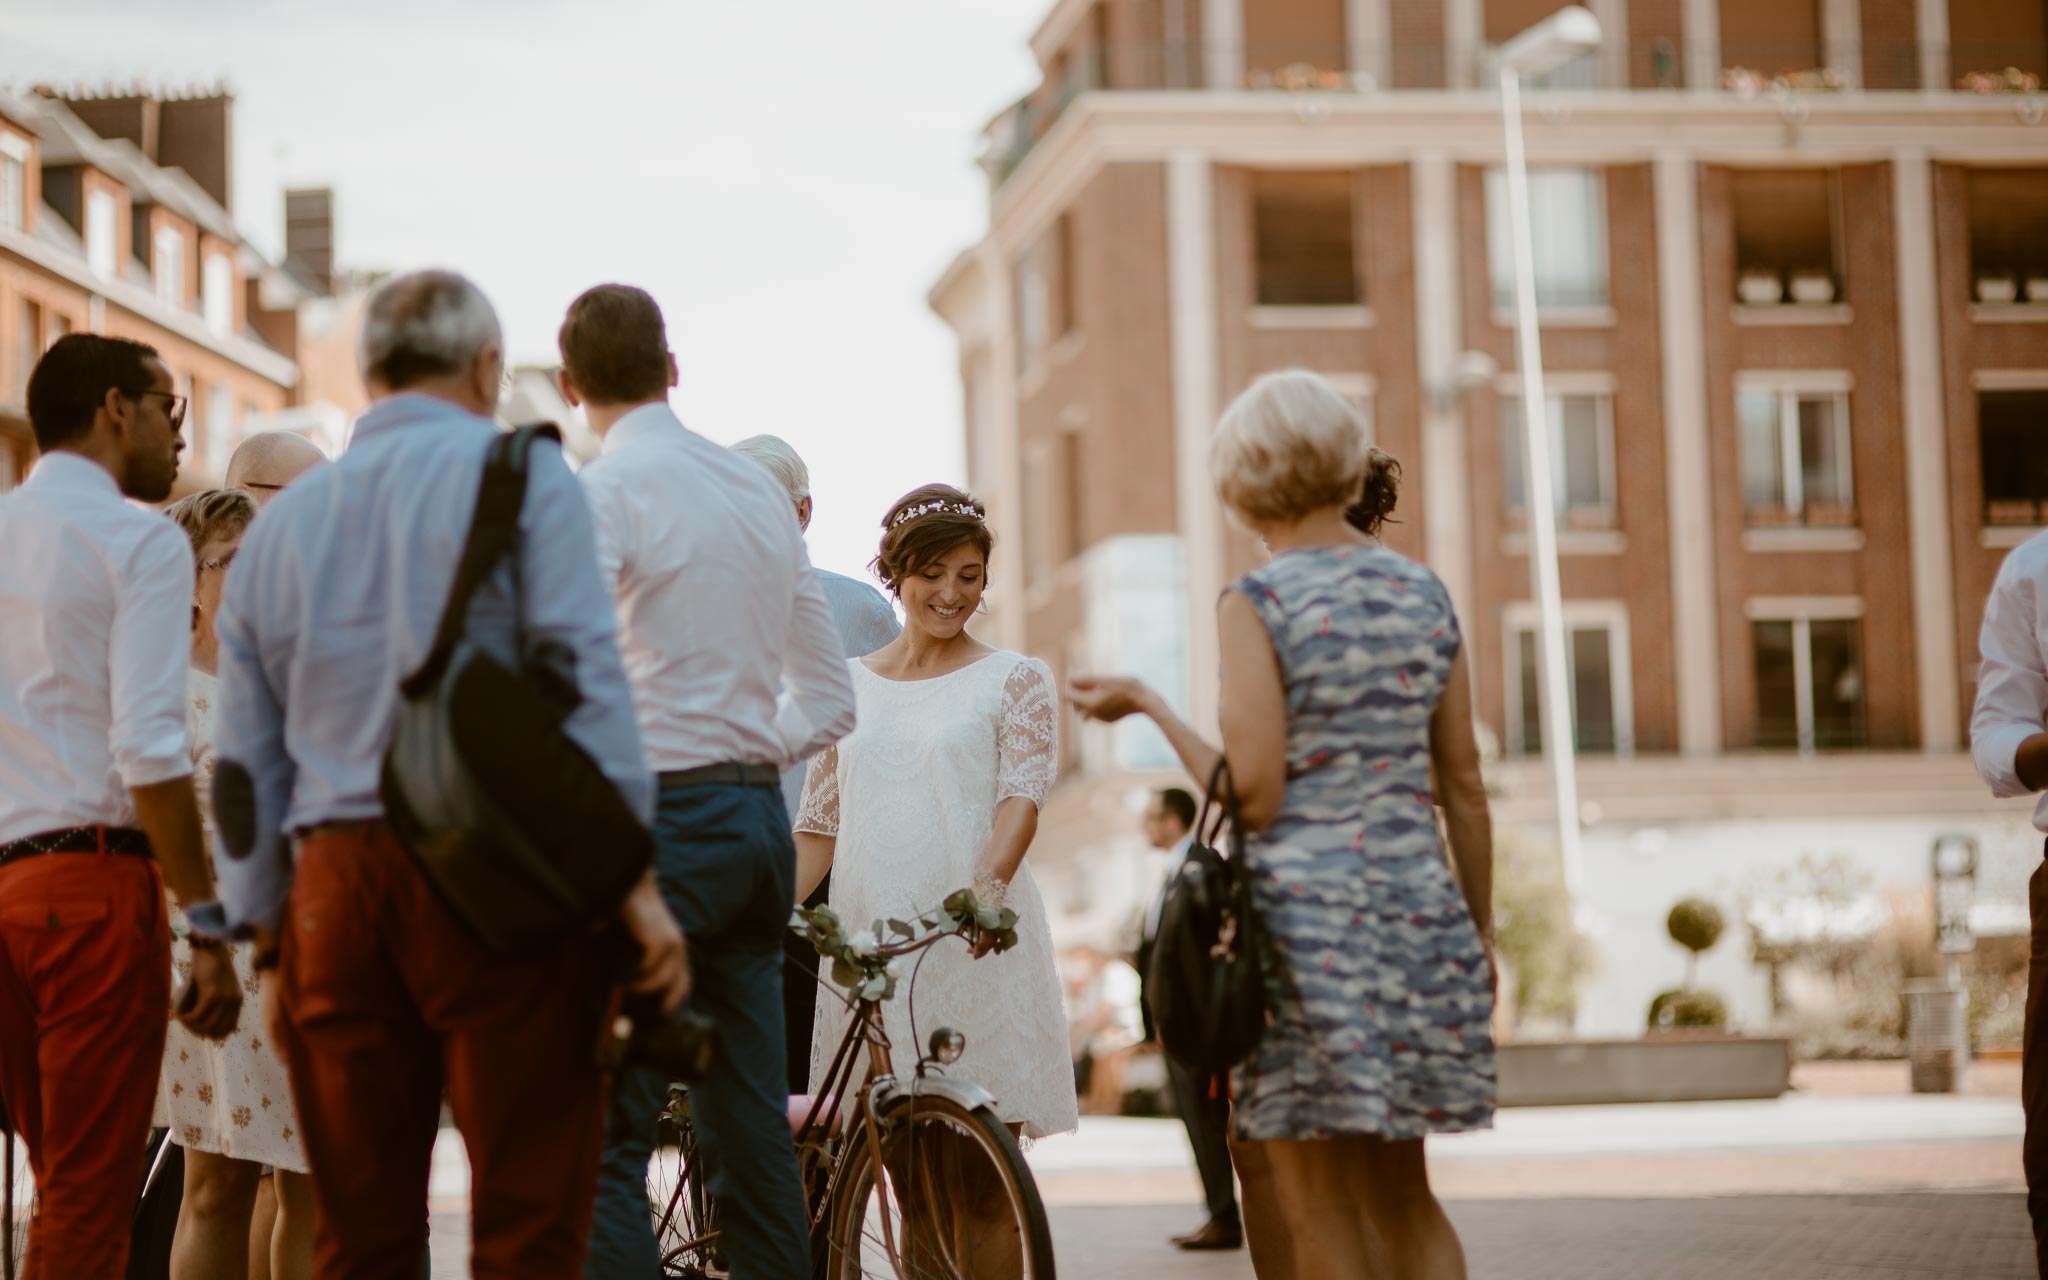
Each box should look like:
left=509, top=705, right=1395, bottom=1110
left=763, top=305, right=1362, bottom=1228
left=826, top=1093, right=1054, bottom=1280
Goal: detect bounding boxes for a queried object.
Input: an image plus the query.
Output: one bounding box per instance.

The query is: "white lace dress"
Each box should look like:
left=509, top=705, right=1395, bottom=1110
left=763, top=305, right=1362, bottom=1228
left=152, top=669, right=308, bottom=1171
left=796, top=652, right=1080, bottom=1140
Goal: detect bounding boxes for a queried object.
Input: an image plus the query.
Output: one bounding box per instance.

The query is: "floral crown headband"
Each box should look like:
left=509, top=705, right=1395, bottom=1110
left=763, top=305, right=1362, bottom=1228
left=888, top=499, right=982, bottom=530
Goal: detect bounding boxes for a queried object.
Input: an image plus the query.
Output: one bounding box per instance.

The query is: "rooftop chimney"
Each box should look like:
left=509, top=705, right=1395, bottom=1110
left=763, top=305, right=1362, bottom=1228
left=58, top=92, right=160, bottom=160
left=283, top=187, right=335, bottom=296
left=156, top=90, right=235, bottom=214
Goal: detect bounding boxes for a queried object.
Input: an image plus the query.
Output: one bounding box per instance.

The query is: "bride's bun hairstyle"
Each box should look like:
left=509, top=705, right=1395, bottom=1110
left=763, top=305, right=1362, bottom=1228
left=871, top=483, right=995, bottom=595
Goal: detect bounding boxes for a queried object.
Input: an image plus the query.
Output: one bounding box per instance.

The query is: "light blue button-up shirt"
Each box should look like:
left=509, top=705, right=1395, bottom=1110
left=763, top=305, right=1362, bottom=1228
left=211, top=392, right=652, bottom=929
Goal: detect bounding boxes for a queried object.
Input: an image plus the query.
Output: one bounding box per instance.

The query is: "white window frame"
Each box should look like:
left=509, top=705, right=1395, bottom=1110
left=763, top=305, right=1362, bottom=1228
left=1484, top=166, right=1610, bottom=314
left=1502, top=599, right=1634, bottom=759
left=202, top=250, right=233, bottom=337
left=85, top=190, right=117, bottom=279
left=0, top=134, right=26, bottom=234
left=1736, top=371, right=1854, bottom=525
left=1014, top=242, right=1050, bottom=376
left=1499, top=375, right=1617, bottom=526
left=153, top=226, right=184, bottom=309
left=1745, top=596, right=1864, bottom=756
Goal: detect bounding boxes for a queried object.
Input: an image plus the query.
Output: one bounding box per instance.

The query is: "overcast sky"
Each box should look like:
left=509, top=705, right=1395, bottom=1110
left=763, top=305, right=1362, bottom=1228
left=0, top=0, right=1045, bottom=584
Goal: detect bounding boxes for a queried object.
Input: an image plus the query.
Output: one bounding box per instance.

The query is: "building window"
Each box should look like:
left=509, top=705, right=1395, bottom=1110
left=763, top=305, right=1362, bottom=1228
left=1753, top=613, right=1865, bottom=752
left=1948, top=0, right=2048, bottom=84
left=1485, top=167, right=1608, bottom=311
left=1980, top=388, right=2048, bottom=527
left=1252, top=171, right=1361, bottom=307
left=1966, top=169, right=2048, bottom=306
left=1732, top=169, right=1841, bottom=307
left=204, top=384, right=237, bottom=478
left=1505, top=609, right=1631, bottom=757
left=1014, top=244, right=1050, bottom=373
left=1053, top=212, right=1078, bottom=337
left=203, top=251, right=233, bottom=337
left=154, top=226, right=184, bottom=310
left=47, top=313, right=68, bottom=349
left=1501, top=390, right=1615, bottom=527
left=12, top=298, right=38, bottom=400
left=86, top=190, right=117, bottom=279
left=1060, top=428, right=1085, bottom=561
left=0, top=135, right=25, bottom=234
left=1718, top=0, right=1823, bottom=78
left=1739, top=383, right=1853, bottom=527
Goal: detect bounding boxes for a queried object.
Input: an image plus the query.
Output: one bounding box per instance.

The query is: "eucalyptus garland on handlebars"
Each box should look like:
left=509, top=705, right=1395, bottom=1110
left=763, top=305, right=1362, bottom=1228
left=794, top=887, right=1020, bottom=1004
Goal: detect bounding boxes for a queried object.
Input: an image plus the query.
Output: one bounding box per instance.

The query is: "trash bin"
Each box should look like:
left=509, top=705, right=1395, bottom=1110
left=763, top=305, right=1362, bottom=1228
left=1902, top=979, right=1969, bottom=1094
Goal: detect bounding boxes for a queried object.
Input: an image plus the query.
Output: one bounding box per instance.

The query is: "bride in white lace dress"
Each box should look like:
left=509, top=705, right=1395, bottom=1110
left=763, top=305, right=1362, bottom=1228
left=795, top=485, right=1079, bottom=1140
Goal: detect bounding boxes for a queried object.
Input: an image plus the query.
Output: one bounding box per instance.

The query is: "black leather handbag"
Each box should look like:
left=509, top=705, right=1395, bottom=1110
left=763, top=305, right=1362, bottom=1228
left=380, top=425, right=653, bottom=952
left=1145, top=760, right=1269, bottom=1075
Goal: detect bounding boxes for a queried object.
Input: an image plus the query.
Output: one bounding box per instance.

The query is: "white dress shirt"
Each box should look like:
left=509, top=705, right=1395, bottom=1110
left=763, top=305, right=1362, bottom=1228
left=578, top=403, right=856, bottom=774
left=0, top=452, right=193, bottom=844
left=1973, top=530, right=2048, bottom=831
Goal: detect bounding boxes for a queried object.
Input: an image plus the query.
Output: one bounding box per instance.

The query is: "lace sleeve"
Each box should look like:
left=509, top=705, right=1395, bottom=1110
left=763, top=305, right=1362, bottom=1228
left=794, top=742, right=840, bottom=836
left=996, top=658, right=1059, bottom=808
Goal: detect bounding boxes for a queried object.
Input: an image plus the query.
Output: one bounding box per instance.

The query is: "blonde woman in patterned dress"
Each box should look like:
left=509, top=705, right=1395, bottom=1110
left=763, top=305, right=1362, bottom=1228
left=153, top=490, right=313, bottom=1280
left=1070, top=371, right=1497, bottom=1280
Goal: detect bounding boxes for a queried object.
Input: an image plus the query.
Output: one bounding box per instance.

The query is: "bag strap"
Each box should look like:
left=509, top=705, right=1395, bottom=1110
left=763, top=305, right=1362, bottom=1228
left=400, top=424, right=560, bottom=698
left=1193, top=759, right=1240, bottom=854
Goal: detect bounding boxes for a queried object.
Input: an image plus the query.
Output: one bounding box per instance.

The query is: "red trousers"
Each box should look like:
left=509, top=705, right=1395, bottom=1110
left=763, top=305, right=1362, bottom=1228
left=275, top=823, right=611, bottom=1280
left=0, top=848, right=171, bottom=1280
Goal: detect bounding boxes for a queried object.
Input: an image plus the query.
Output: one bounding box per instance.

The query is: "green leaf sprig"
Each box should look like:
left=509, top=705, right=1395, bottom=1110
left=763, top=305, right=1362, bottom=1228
left=792, top=887, right=1021, bottom=1004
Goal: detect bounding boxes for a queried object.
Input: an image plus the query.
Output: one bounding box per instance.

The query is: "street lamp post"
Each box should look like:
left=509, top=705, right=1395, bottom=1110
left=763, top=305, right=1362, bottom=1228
left=1497, top=5, right=1602, bottom=904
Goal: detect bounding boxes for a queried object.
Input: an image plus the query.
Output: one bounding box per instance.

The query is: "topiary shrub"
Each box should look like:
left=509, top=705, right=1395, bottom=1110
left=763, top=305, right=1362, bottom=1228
left=1667, top=897, right=1725, bottom=989
left=1647, top=987, right=1730, bottom=1030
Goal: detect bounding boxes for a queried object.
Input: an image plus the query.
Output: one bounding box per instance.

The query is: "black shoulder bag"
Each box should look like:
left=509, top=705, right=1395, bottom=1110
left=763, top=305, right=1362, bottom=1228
left=380, top=425, right=653, bottom=952
left=1145, top=760, right=1269, bottom=1075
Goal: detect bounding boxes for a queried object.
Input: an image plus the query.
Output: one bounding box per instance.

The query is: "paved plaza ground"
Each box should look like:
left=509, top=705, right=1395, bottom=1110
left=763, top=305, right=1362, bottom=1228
left=414, top=1060, right=2029, bottom=1277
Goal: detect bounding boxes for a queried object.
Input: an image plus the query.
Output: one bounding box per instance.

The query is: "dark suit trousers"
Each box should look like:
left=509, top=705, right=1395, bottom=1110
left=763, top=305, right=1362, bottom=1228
left=1167, top=1053, right=1240, bottom=1228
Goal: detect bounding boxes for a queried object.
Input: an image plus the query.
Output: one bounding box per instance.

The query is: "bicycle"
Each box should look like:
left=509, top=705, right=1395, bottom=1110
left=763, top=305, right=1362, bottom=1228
left=647, top=887, right=1056, bottom=1279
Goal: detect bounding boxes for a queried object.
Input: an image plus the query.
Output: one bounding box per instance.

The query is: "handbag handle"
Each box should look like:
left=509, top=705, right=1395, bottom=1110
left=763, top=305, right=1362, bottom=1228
left=1193, top=758, right=1240, bottom=856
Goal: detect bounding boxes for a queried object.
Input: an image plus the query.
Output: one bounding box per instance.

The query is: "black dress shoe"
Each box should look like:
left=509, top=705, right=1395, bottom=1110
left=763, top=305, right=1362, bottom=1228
left=1172, top=1220, right=1245, bottom=1251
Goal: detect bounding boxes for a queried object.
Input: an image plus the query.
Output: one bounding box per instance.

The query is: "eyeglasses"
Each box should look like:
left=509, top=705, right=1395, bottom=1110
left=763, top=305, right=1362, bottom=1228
left=137, top=390, right=188, bottom=432
left=199, top=549, right=236, bottom=574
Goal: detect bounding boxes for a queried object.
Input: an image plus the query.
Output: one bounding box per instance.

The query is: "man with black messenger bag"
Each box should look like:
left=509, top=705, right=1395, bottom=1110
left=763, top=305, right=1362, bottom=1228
left=206, top=270, right=687, bottom=1279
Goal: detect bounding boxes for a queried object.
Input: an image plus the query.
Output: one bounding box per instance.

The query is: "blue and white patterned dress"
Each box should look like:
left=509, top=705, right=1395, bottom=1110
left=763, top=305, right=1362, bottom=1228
left=1231, top=544, right=1496, bottom=1142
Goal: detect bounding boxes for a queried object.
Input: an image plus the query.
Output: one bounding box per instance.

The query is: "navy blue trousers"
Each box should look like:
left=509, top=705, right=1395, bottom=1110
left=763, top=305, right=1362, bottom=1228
left=585, top=781, right=810, bottom=1280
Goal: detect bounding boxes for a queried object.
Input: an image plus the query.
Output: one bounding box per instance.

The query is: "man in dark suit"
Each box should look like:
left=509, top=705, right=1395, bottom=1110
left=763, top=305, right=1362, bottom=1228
left=1136, top=786, right=1242, bottom=1252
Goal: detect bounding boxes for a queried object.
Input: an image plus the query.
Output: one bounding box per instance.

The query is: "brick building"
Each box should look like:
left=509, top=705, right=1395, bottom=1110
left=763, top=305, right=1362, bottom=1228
left=0, top=87, right=356, bottom=491
left=930, top=0, right=2048, bottom=1032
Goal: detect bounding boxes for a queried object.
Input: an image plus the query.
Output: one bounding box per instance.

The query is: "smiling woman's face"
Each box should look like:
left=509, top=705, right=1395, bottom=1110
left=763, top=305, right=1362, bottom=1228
left=897, top=542, right=986, bottom=641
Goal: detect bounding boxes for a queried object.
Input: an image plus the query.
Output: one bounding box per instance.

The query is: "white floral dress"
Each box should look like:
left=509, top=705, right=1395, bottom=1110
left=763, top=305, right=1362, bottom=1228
left=797, top=651, right=1079, bottom=1140
left=152, top=669, right=308, bottom=1171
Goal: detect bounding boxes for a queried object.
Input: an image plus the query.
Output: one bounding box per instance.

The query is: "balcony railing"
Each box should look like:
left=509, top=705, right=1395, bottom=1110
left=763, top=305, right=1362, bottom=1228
left=982, top=37, right=2048, bottom=186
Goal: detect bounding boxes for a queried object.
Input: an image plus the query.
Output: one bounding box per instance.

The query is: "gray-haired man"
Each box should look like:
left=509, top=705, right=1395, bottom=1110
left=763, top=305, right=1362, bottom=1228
left=207, top=269, right=687, bottom=1277
left=728, top=433, right=900, bottom=1096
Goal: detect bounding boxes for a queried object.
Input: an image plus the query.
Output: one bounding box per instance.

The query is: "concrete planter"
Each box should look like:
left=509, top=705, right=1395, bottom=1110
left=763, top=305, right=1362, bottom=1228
left=1498, top=1033, right=1793, bottom=1107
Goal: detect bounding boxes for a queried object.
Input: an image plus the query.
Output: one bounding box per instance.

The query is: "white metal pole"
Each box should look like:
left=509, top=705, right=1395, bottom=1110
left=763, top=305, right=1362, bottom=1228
left=1500, top=66, right=1586, bottom=904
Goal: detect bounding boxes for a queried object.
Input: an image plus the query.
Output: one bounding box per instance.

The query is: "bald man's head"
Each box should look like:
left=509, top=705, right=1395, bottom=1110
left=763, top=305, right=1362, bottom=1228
left=225, top=431, right=327, bottom=506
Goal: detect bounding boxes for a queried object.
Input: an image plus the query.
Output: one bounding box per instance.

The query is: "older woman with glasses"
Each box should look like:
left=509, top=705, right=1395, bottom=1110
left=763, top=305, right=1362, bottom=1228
left=1069, top=370, right=1497, bottom=1280
left=153, top=489, right=314, bottom=1280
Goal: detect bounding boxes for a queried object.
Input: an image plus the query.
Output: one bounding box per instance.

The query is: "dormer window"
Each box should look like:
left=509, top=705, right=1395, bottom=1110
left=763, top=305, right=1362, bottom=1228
left=86, top=189, right=117, bottom=279
left=154, top=226, right=184, bottom=309
left=0, top=134, right=25, bottom=234
left=203, top=250, right=233, bottom=336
